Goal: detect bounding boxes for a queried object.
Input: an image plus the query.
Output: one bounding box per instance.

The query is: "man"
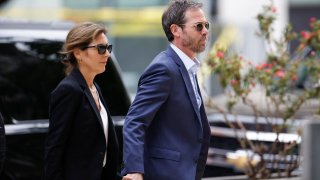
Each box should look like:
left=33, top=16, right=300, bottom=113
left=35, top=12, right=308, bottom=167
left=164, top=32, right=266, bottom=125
left=122, top=0, right=211, bottom=179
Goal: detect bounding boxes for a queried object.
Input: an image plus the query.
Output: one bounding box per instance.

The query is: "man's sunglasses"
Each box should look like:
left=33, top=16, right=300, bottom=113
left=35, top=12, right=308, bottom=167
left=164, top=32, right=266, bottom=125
left=179, top=22, right=210, bottom=32
left=82, top=44, right=112, bottom=55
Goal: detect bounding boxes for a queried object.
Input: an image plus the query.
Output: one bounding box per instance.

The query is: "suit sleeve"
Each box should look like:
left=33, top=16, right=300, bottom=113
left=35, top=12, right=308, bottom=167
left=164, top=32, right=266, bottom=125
left=122, top=62, right=172, bottom=175
left=44, top=84, right=82, bottom=180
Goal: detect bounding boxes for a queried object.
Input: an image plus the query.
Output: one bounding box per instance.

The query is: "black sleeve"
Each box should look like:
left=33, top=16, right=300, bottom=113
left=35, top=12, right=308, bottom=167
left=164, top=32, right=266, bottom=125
left=43, top=83, right=81, bottom=180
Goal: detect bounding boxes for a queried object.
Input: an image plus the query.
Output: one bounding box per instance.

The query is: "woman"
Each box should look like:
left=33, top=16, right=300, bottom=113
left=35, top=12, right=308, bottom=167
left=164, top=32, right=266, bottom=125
left=44, top=22, right=120, bottom=180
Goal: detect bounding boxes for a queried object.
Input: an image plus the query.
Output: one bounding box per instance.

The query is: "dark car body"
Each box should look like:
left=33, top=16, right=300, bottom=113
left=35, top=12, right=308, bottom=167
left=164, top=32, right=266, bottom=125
left=0, top=20, right=131, bottom=179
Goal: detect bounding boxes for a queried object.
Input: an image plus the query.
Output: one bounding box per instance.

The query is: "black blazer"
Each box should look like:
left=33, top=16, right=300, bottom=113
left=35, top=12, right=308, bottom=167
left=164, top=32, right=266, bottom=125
left=44, top=68, right=119, bottom=180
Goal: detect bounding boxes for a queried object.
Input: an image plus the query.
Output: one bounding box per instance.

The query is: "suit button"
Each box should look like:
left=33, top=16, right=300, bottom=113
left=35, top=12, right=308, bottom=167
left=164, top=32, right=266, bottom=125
left=99, top=152, right=104, bottom=155
left=198, top=138, right=203, bottom=143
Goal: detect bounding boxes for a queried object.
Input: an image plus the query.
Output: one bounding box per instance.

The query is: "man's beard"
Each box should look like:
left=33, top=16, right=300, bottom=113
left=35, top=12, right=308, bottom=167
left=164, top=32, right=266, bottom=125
left=182, top=35, right=206, bottom=53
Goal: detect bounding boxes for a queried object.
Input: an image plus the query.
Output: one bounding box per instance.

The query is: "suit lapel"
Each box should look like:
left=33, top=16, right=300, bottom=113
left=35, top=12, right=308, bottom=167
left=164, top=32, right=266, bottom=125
left=179, top=67, right=202, bottom=123
left=70, top=68, right=104, bottom=131
left=95, top=85, right=119, bottom=148
left=166, top=47, right=202, bottom=127
left=96, top=85, right=116, bottom=134
left=84, top=88, right=104, bottom=129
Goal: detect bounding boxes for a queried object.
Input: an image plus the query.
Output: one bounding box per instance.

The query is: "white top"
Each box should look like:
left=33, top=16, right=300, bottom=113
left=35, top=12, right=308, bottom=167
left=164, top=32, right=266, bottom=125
left=170, top=44, right=202, bottom=108
left=98, top=92, right=109, bottom=167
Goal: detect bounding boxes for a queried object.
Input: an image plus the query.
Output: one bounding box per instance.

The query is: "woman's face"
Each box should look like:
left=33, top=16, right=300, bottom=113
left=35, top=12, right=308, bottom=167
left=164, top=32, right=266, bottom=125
left=79, top=32, right=111, bottom=76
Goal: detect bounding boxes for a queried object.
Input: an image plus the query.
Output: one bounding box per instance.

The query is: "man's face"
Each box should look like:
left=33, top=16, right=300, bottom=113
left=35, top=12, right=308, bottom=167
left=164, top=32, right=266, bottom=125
left=180, top=8, right=209, bottom=53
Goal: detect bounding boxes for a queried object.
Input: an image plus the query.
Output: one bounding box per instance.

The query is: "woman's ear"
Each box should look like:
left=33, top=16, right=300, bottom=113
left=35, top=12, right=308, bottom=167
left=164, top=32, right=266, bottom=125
left=73, top=48, right=82, bottom=62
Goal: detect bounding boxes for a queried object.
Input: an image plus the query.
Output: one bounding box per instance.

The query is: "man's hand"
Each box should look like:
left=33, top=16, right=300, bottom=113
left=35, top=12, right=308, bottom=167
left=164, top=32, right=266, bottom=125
left=122, top=173, right=143, bottom=180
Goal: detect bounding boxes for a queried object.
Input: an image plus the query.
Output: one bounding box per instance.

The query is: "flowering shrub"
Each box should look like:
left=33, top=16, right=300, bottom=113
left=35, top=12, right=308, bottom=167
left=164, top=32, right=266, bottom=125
left=204, top=4, right=320, bottom=179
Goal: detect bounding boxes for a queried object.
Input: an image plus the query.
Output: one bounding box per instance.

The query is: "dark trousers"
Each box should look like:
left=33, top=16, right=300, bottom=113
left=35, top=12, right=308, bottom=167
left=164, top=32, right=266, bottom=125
left=101, top=164, right=121, bottom=180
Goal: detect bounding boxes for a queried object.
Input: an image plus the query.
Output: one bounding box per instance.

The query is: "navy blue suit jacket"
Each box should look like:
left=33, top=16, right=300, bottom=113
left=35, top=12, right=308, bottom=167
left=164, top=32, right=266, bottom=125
left=44, top=68, right=119, bottom=180
left=122, top=46, right=211, bottom=180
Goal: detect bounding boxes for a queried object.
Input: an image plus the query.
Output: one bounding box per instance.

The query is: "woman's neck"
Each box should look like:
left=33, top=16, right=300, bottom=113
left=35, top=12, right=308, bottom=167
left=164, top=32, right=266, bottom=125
left=78, top=66, right=96, bottom=89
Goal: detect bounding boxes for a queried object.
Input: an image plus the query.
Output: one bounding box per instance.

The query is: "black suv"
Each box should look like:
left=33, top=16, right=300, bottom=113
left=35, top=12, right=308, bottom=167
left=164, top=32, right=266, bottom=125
left=0, top=20, right=131, bottom=179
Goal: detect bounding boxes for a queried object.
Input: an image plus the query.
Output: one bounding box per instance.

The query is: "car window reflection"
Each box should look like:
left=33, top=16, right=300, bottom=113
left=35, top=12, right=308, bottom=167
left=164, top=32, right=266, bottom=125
left=0, top=41, right=64, bottom=120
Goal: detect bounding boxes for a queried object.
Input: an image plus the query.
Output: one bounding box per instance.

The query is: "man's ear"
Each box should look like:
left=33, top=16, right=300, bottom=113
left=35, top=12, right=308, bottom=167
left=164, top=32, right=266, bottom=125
left=170, top=24, right=181, bottom=39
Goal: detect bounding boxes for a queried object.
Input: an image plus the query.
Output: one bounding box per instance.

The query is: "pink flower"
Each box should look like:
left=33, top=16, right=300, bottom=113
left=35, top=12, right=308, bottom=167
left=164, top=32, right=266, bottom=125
left=231, top=79, right=238, bottom=86
left=262, top=63, right=269, bottom=68
left=300, top=31, right=311, bottom=40
left=265, top=69, right=272, bottom=74
left=256, top=63, right=271, bottom=70
left=310, top=51, right=316, bottom=57
left=271, top=6, right=277, bottom=13
left=309, top=17, right=316, bottom=28
left=216, top=51, right=224, bottom=59
left=291, top=74, right=297, bottom=81
left=275, top=70, right=285, bottom=78
left=256, top=65, right=263, bottom=70
left=309, top=17, right=316, bottom=23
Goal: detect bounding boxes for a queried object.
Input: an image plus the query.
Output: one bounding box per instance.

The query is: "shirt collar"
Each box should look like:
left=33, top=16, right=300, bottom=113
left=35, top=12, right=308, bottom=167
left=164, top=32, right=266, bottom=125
left=170, top=44, right=200, bottom=74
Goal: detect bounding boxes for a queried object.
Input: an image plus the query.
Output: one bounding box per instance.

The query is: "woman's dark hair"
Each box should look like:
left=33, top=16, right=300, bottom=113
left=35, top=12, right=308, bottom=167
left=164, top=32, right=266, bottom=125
left=162, top=0, right=202, bottom=42
left=60, top=22, right=107, bottom=74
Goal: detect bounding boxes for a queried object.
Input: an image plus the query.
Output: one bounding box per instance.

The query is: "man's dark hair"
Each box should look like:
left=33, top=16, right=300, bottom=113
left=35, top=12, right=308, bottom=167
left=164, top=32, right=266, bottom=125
left=162, top=0, right=203, bottom=42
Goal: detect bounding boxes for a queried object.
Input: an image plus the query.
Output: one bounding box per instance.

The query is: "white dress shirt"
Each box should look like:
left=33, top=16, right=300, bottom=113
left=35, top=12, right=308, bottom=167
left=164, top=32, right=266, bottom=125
left=170, top=44, right=202, bottom=108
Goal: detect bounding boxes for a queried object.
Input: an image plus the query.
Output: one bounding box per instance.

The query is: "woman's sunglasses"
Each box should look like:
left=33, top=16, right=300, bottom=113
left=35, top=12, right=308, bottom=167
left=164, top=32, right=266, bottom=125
left=82, top=44, right=112, bottom=55
left=179, top=22, right=210, bottom=32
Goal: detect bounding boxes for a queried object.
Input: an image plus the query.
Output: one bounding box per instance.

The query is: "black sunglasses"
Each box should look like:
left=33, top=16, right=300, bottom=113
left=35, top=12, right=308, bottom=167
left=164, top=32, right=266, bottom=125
left=82, top=44, right=112, bottom=55
left=179, top=22, right=210, bottom=32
